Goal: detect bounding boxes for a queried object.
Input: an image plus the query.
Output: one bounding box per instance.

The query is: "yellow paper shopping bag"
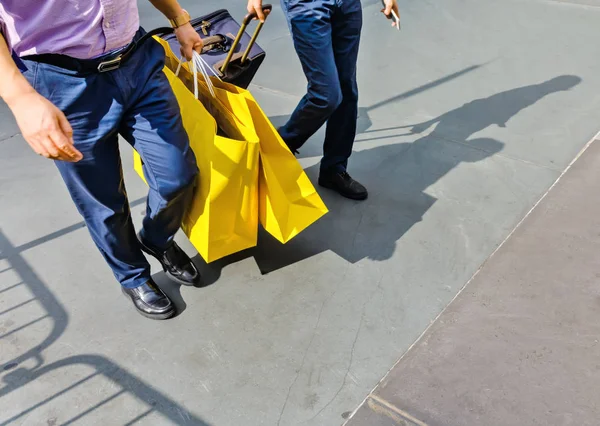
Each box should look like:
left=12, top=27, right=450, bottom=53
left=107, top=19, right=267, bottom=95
left=133, top=64, right=260, bottom=263
left=204, top=78, right=329, bottom=243
left=160, top=34, right=327, bottom=243
left=248, top=97, right=328, bottom=243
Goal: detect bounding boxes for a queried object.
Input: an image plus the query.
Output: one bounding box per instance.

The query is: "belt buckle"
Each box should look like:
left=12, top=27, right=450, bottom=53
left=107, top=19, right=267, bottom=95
left=98, top=55, right=122, bottom=73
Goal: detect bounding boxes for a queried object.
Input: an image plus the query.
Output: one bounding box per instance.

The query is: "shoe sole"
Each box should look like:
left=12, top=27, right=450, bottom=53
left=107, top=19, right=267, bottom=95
left=137, top=238, right=201, bottom=287
left=318, top=181, right=368, bottom=201
left=136, top=307, right=176, bottom=321
left=121, top=290, right=176, bottom=321
left=165, top=271, right=200, bottom=287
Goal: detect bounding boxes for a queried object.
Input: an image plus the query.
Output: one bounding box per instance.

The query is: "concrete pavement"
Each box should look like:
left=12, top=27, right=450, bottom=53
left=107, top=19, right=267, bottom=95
left=346, top=137, right=600, bottom=426
left=1, top=0, right=600, bottom=424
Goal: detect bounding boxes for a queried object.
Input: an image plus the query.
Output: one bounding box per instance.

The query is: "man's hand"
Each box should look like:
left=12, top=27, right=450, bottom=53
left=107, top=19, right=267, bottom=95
left=382, top=0, right=400, bottom=28
left=148, top=1, right=203, bottom=59
left=175, top=22, right=204, bottom=61
left=0, top=32, right=80, bottom=162
left=247, top=0, right=266, bottom=22
left=7, top=92, right=82, bottom=162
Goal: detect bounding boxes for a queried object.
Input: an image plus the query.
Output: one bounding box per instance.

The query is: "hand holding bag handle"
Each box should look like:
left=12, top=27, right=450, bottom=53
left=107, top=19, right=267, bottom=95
left=175, top=51, right=222, bottom=98
left=146, top=5, right=273, bottom=73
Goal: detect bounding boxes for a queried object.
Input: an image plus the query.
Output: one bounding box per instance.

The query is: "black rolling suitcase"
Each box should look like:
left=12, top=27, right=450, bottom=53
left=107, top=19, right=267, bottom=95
left=146, top=5, right=272, bottom=89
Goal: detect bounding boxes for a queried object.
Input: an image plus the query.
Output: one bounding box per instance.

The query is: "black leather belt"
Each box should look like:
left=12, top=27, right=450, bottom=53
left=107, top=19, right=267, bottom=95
left=21, top=28, right=170, bottom=73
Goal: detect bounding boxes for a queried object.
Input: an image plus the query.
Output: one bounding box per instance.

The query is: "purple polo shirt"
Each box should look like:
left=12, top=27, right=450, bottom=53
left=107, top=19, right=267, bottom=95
left=0, top=0, right=140, bottom=59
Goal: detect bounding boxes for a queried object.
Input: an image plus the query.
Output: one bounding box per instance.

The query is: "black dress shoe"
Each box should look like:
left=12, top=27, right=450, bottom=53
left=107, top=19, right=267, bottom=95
left=122, top=280, right=175, bottom=320
left=138, top=234, right=201, bottom=286
left=319, top=171, right=368, bottom=200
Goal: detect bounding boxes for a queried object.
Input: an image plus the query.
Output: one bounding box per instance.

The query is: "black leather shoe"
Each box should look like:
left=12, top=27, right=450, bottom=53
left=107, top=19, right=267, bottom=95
left=138, top=234, right=201, bottom=286
left=122, top=280, right=175, bottom=320
left=319, top=171, right=368, bottom=200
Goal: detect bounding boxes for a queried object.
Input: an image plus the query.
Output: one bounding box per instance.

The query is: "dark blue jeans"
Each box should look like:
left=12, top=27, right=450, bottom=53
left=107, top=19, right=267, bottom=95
left=279, top=0, right=362, bottom=174
left=19, top=31, right=198, bottom=289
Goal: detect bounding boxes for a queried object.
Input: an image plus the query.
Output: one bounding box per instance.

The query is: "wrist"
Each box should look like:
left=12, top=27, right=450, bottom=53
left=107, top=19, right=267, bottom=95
left=174, top=21, right=193, bottom=33
left=1, top=72, right=36, bottom=108
left=168, top=9, right=191, bottom=29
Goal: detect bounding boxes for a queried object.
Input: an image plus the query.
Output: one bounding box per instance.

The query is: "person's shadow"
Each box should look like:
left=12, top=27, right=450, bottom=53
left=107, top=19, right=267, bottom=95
left=248, top=75, right=581, bottom=273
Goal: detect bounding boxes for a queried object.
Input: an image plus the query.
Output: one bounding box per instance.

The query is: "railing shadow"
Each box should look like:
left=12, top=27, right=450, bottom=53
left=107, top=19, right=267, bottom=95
left=1, top=355, right=210, bottom=425
left=0, top=229, right=68, bottom=372
left=0, top=227, right=210, bottom=425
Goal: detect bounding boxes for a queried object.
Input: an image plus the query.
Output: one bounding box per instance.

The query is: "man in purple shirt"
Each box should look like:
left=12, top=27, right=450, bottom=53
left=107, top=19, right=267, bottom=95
left=0, top=1, right=205, bottom=320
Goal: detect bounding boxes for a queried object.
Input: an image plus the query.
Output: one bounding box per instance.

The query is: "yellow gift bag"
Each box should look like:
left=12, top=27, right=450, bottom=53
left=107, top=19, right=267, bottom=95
left=199, top=76, right=328, bottom=243
left=136, top=36, right=326, bottom=262
left=133, top=63, right=260, bottom=263
left=247, top=98, right=328, bottom=243
left=165, top=36, right=328, bottom=244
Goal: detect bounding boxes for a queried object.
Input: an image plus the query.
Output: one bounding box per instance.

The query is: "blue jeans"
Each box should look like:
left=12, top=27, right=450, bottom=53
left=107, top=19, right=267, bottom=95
left=279, top=0, right=362, bottom=174
left=19, top=30, right=198, bottom=289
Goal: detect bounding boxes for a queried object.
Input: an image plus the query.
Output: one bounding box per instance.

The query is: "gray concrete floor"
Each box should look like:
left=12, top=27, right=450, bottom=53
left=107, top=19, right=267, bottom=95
left=1, top=0, right=600, bottom=425
left=346, top=138, right=600, bottom=426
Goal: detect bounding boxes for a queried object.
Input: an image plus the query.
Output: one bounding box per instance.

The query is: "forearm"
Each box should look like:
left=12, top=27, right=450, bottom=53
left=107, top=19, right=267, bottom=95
left=147, top=0, right=186, bottom=20
left=0, top=33, right=35, bottom=106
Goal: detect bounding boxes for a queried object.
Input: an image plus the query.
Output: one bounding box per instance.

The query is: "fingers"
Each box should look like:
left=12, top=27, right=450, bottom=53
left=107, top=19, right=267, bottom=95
left=180, top=45, right=194, bottom=61
left=193, top=40, right=204, bottom=55
left=26, top=137, right=47, bottom=158
left=47, top=130, right=80, bottom=162
left=175, top=25, right=203, bottom=60
left=248, top=0, right=265, bottom=22
left=31, top=133, right=61, bottom=160
left=28, top=119, right=82, bottom=162
left=255, top=6, right=266, bottom=22
left=30, top=135, right=81, bottom=162
left=44, top=132, right=66, bottom=159
left=382, top=1, right=399, bottom=28
left=384, top=2, right=392, bottom=16
left=56, top=111, right=83, bottom=161
left=13, top=93, right=82, bottom=162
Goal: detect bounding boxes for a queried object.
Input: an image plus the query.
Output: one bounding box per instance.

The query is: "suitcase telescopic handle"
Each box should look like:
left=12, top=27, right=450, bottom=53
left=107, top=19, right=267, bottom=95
left=221, top=4, right=272, bottom=73
left=242, top=4, right=274, bottom=26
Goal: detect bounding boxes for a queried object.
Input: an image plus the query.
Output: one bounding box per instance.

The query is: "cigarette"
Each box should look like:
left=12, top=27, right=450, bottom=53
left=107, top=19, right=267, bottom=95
left=391, top=10, right=400, bottom=30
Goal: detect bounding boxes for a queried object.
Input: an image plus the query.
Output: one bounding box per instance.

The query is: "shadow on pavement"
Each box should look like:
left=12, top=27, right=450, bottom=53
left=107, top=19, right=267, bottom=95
left=0, top=229, right=210, bottom=425
left=0, top=71, right=582, bottom=423
left=268, top=64, right=487, bottom=158
left=253, top=75, right=581, bottom=273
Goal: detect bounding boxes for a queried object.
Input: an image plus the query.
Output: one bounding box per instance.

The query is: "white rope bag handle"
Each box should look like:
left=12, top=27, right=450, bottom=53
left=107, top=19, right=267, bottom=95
left=175, top=51, right=222, bottom=99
